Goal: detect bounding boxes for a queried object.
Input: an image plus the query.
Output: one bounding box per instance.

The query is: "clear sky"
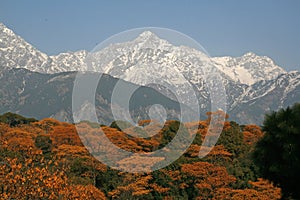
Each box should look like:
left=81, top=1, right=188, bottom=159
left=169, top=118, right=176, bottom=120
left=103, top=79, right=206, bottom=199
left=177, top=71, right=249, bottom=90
left=0, top=0, right=299, bottom=71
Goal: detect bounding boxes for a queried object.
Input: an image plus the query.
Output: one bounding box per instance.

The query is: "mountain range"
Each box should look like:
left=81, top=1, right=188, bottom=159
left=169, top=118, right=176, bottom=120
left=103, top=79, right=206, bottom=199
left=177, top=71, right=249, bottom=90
left=0, top=22, right=299, bottom=124
left=0, top=68, right=187, bottom=125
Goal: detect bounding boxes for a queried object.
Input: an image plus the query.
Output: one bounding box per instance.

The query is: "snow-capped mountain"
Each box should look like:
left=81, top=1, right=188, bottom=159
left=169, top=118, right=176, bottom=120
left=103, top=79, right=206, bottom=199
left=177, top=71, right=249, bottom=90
left=229, top=71, right=300, bottom=123
left=0, top=23, right=49, bottom=72
left=0, top=23, right=88, bottom=73
left=212, top=52, right=286, bottom=85
left=49, top=50, right=88, bottom=72
left=0, top=22, right=286, bottom=86
left=0, top=22, right=299, bottom=124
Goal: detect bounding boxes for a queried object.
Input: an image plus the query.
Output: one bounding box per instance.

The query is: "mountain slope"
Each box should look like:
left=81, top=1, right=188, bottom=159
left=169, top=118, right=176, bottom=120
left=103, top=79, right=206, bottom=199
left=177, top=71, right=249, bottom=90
left=0, top=68, right=187, bottom=124
left=211, top=52, right=286, bottom=85
left=0, top=23, right=49, bottom=72
left=229, top=71, right=300, bottom=123
left=0, top=22, right=286, bottom=86
left=0, top=23, right=88, bottom=73
left=0, top=22, right=299, bottom=124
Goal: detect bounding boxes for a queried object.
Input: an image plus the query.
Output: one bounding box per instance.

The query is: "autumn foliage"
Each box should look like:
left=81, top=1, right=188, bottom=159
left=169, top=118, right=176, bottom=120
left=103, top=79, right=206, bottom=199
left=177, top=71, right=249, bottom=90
left=0, top=112, right=282, bottom=199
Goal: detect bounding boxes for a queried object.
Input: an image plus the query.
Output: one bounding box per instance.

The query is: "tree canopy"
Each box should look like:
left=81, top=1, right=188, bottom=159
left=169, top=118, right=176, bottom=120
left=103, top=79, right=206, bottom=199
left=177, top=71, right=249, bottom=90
left=253, top=103, right=300, bottom=199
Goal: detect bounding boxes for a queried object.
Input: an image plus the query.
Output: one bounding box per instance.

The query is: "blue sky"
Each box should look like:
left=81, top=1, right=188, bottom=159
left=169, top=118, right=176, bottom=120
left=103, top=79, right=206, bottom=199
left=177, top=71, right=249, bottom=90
left=0, top=0, right=299, bottom=71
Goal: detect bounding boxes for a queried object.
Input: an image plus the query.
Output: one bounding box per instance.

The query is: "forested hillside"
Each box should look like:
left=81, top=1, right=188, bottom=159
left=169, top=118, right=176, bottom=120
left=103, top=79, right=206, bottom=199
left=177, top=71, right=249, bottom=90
left=0, top=112, right=281, bottom=199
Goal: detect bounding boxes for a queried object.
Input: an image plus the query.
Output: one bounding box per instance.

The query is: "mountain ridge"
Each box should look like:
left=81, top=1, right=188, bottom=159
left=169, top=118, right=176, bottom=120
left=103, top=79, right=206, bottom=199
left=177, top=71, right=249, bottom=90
left=0, top=22, right=299, bottom=124
left=0, top=67, right=188, bottom=124
left=0, top=22, right=290, bottom=85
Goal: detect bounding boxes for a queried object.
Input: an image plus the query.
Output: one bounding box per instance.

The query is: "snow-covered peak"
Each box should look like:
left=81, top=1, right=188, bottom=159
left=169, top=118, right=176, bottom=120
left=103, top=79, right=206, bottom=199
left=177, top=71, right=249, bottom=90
left=127, top=30, right=173, bottom=51
left=242, top=52, right=258, bottom=58
left=134, top=31, right=169, bottom=44
left=0, top=22, right=50, bottom=72
left=1, top=22, right=299, bottom=125
left=49, top=50, right=88, bottom=72
left=0, top=22, right=293, bottom=87
left=212, top=52, right=286, bottom=85
left=0, top=23, right=14, bottom=36
left=0, top=22, right=90, bottom=73
left=137, top=31, right=158, bottom=39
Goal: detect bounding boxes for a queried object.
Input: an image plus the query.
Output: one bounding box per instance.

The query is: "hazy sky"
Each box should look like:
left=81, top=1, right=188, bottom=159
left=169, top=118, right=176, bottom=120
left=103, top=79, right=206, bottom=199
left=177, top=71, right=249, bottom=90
left=0, top=0, right=299, bottom=71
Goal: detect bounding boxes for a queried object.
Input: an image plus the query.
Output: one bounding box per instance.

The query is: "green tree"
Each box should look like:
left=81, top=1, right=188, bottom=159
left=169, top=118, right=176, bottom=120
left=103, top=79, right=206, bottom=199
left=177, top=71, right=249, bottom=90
left=0, top=112, right=37, bottom=127
left=35, top=135, right=52, bottom=154
left=253, top=103, right=300, bottom=199
left=216, top=121, right=258, bottom=188
left=159, top=120, right=181, bottom=148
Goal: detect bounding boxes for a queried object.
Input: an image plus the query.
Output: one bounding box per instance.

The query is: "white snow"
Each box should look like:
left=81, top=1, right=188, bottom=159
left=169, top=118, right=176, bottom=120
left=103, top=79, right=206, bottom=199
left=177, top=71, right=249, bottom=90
left=1, top=23, right=299, bottom=114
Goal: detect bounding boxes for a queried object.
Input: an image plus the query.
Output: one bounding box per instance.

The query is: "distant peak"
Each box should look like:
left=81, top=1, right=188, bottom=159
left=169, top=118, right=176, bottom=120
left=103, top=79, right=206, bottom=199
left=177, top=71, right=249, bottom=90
left=133, top=30, right=173, bottom=48
left=138, top=31, right=157, bottom=38
left=243, top=52, right=257, bottom=57
left=135, top=31, right=163, bottom=41
left=0, top=22, right=14, bottom=35
left=0, top=22, right=7, bottom=29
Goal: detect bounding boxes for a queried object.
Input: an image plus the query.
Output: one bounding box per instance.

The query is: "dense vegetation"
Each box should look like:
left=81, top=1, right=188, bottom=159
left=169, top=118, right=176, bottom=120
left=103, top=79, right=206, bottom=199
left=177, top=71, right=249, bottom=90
left=253, top=103, right=300, bottom=199
left=0, top=111, right=282, bottom=199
